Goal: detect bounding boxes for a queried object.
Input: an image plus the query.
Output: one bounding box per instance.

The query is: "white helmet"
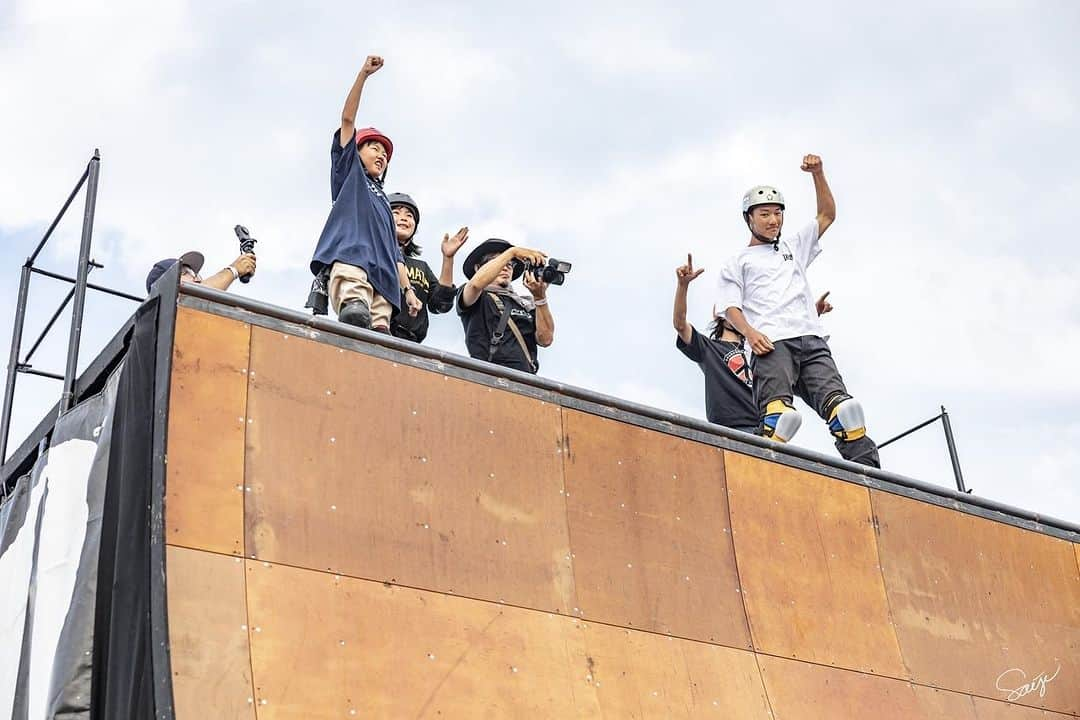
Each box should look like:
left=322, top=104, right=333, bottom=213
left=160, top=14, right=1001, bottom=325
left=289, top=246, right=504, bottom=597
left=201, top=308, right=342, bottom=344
left=741, top=185, right=785, bottom=214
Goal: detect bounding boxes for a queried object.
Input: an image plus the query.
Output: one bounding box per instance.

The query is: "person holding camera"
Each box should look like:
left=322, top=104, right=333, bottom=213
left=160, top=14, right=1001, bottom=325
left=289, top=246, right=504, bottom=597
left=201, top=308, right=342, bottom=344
left=145, top=249, right=256, bottom=294
left=457, top=239, right=555, bottom=374
left=308, top=54, right=422, bottom=332
left=386, top=192, right=465, bottom=343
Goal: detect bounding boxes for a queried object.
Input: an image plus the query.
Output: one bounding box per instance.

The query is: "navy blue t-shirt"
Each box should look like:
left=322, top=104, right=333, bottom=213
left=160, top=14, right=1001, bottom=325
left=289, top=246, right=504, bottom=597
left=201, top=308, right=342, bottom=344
left=310, top=130, right=403, bottom=310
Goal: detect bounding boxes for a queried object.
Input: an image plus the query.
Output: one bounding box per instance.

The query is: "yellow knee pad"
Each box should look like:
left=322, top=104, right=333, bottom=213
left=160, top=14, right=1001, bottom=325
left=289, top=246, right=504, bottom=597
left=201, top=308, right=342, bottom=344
left=762, top=399, right=802, bottom=442
left=828, top=397, right=866, bottom=441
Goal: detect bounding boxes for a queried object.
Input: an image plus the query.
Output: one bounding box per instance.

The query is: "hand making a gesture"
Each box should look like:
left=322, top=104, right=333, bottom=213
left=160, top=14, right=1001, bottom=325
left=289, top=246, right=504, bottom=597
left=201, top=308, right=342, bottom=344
left=676, top=253, right=705, bottom=287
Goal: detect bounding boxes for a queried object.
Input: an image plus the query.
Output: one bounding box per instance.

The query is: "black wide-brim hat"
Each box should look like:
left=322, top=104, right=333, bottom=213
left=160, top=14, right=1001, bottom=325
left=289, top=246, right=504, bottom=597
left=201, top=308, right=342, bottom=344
left=462, top=238, right=524, bottom=280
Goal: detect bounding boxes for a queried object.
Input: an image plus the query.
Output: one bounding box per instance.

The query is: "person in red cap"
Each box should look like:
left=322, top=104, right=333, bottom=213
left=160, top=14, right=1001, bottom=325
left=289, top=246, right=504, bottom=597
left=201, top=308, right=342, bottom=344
left=308, top=55, right=421, bottom=331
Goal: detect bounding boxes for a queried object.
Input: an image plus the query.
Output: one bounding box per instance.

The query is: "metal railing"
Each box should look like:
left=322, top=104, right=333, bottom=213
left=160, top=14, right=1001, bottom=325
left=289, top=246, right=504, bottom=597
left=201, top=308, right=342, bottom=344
left=0, top=150, right=142, bottom=468
left=878, top=406, right=967, bottom=493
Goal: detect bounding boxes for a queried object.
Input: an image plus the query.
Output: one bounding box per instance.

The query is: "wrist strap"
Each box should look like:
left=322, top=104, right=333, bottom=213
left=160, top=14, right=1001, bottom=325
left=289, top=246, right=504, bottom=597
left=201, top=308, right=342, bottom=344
left=228, top=266, right=240, bottom=280
left=533, top=297, right=548, bottom=306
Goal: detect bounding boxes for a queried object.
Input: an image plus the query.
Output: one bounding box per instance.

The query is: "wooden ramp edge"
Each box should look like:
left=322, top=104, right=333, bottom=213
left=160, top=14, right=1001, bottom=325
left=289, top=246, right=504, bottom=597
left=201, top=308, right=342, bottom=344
left=164, top=304, right=1080, bottom=718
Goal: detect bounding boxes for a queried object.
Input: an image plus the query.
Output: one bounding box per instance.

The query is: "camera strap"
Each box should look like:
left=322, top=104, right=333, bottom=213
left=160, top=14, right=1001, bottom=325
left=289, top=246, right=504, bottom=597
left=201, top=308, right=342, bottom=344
left=486, top=292, right=536, bottom=372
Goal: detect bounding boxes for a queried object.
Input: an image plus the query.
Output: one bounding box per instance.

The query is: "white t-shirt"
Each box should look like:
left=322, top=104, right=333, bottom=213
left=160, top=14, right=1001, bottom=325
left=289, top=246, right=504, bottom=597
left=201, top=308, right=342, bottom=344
left=715, top=219, right=826, bottom=343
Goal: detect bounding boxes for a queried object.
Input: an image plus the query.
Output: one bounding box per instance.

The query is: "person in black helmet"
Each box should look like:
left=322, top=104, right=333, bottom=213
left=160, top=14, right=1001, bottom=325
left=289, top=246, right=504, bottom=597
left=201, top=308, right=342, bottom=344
left=457, top=239, right=554, bottom=374
left=716, top=154, right=880, bottom=468
left=386, top=192, right=465, bottom=343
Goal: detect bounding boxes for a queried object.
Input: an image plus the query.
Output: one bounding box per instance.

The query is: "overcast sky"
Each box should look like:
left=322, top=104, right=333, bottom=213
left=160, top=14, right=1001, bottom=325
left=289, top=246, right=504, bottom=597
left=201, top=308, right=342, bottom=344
left=2, top=1, right=1077, bottom=525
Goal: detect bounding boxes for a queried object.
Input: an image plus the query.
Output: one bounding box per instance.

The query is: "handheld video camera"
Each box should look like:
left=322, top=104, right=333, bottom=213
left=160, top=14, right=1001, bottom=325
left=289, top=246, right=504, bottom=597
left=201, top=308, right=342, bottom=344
left=234, top=225, right=257, bottom=284
left=523, top=258, right=572, bottom=286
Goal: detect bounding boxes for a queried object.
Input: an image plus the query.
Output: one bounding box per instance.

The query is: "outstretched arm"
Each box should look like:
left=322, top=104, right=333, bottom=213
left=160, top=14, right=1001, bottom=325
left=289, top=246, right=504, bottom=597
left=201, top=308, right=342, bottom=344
left=460, top=246, right=546, bottom=308
left=200, top=254, right=257, bottom=292
left=801, top=154, right=835, bottom=237
left=673, top=253, right=704, bottom=345
left=339, top=55, right=384, bottom=148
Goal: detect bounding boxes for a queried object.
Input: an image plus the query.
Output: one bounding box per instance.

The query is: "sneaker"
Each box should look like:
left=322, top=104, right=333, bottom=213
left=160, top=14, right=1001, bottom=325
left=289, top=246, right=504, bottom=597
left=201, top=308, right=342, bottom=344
left=338, top=299, right=371, bottom=329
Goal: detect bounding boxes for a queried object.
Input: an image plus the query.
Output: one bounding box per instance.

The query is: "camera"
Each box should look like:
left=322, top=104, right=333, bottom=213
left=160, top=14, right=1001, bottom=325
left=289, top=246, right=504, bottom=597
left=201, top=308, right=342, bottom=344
left=234, top=225, right=257, bottom=284
left=523, top=257, right=572, bottom=286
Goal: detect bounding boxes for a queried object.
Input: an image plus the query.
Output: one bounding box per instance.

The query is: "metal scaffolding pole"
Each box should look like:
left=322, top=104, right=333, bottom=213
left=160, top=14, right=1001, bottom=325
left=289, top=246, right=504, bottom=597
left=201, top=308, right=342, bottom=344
left=60, top=150, right=101, bottom=414
left=1, top=266, right=33, bottom=464
left=940, top=406, right=967, bottom=493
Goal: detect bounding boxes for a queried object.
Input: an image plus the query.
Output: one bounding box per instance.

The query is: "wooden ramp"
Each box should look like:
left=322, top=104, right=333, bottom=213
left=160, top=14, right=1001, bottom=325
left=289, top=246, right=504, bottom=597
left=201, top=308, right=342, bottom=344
left=164, top=300, right=1080, bottom=719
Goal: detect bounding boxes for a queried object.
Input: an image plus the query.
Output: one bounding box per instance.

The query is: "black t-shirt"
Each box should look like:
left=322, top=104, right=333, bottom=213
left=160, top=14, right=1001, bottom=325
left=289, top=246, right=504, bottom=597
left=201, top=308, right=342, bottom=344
left=676, top=327, right=757, bottom=432
left=390, top=256, right=455, bottom=343
left=457, top=288, right=539, bottom=374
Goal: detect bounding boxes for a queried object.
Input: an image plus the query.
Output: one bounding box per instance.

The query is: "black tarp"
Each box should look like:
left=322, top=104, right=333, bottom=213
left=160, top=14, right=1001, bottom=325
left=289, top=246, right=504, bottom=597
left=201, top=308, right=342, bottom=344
left=90, top=298, right=161, bottom=719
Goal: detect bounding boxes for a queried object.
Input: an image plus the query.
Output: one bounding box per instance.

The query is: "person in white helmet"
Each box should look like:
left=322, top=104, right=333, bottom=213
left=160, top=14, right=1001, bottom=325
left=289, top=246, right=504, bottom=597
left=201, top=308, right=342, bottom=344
left=715, top=154, right=880, bottom=467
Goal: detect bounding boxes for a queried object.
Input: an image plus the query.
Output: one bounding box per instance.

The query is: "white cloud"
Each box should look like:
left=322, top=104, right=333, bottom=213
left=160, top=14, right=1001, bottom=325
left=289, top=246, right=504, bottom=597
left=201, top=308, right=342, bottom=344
left=560, top=18, right=705, bottom=76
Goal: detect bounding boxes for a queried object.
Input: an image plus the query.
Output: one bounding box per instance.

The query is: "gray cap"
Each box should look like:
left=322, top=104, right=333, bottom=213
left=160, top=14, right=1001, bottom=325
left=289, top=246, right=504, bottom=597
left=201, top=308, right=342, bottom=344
left=145, top=250, right=205, bottom=293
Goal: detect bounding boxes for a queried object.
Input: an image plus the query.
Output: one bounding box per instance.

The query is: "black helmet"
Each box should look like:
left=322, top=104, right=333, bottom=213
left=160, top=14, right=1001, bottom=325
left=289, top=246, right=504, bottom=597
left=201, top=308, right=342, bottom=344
left=387, top=192, right=420, bottom=230
left=387, top=192, right=421, bottom=256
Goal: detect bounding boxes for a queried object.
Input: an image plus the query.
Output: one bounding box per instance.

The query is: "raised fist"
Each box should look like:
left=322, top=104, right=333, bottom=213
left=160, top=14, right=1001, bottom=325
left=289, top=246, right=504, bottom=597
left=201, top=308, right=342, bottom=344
left=362, top=55, right=384, bottom=76
left=801, top=154, right=823, bottom=174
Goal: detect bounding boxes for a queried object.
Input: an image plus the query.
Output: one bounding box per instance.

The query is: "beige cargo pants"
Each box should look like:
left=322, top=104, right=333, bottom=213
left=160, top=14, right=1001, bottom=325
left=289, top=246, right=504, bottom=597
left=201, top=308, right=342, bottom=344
left=328, top=262, right=394, bottom=329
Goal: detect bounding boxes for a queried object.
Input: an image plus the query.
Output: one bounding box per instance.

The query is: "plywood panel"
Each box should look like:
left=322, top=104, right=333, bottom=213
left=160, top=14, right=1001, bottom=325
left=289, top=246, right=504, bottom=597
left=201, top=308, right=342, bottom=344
left=166, top=307, right=250, bottom=556
left=760, top=655, right=976, bottom=720
left=244, top=329, right=575, bottom=614
left=563, top=410, right=750, bottom=648
left=873, top=490, right=1080, bottom=716
left=167, top=546, right=255, bottom=720
left=725, top=451, right=907, bottom=677
left=244, top=560, right=601, bottom=718
left=244, top=561, right=772, bottom=719
left=582, top=624, right=771, bottom=718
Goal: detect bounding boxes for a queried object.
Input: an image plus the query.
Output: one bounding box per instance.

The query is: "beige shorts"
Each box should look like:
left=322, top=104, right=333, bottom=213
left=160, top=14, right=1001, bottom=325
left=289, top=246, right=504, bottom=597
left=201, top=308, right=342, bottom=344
left=328, top=262, right=394, bottom=329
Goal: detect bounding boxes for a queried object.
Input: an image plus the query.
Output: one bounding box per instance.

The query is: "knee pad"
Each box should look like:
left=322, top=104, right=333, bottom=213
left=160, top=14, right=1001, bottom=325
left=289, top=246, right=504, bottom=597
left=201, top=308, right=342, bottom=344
left=827, top=396, right=867, bottom=442
left=762, top=399, right=802, bottom=442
